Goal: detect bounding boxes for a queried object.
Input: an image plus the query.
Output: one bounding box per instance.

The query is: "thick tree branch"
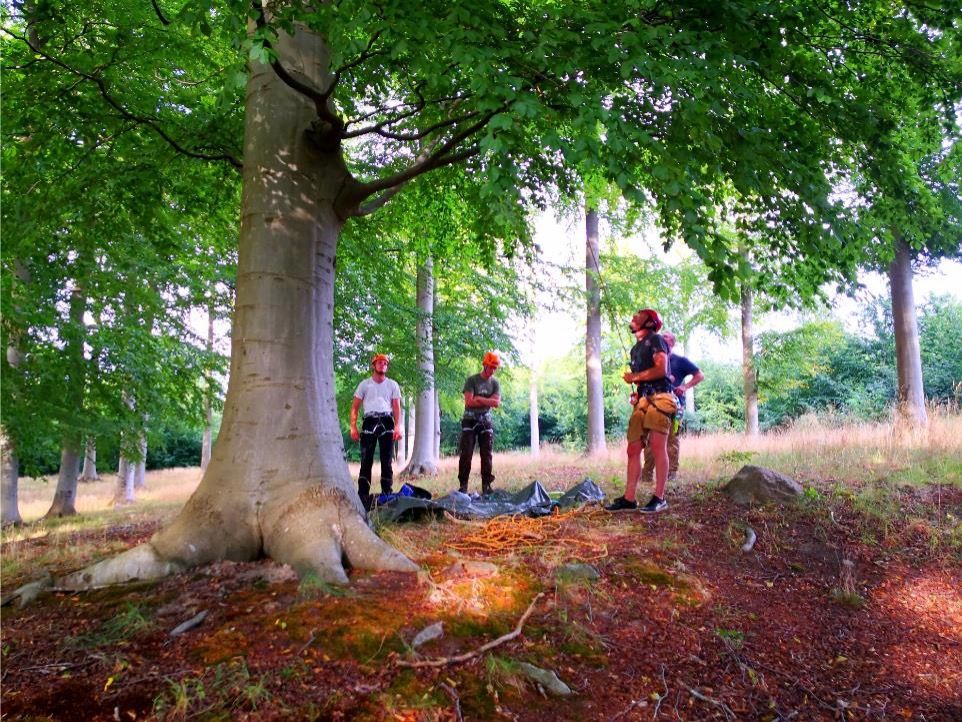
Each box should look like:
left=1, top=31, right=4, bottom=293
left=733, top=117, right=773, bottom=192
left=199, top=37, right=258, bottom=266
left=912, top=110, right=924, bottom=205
left=344, top=110, right=498, bottom=213
left=151, top=0, right=170, bottom=26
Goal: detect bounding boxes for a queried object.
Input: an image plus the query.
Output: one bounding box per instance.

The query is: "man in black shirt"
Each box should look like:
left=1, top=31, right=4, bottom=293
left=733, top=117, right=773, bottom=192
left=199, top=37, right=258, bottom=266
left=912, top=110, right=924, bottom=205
left=458, top=352, right=502, bottom=495
left=606, top=309, right=678, bottom=513
left=642, top=332, right=704, bottom=484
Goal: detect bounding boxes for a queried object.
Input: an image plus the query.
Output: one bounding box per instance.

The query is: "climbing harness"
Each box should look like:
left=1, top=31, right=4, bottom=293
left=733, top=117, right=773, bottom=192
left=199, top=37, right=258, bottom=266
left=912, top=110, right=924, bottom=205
left=362, top=412, right=395, bottom=439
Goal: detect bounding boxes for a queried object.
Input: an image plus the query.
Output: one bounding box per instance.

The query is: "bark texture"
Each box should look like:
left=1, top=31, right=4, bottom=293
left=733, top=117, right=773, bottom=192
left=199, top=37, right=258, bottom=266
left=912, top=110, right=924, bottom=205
left=201, top=303, right=215, bottom=470
left=741, top=283, right=759, bottom=436
left=114, top=456, right=135, bottom=506
left=1, top=435, right=22, bottom=525
left=46, top=24, right=415, bottom=592
left=888, top=237, right=928, bottom=430
left=584, top=207, right=606, bottom=455
left=402, top=257, right=439, bottom=476
left=529, top=371, right=540, bottom=458
left=80, top=437, right=99, bottom=482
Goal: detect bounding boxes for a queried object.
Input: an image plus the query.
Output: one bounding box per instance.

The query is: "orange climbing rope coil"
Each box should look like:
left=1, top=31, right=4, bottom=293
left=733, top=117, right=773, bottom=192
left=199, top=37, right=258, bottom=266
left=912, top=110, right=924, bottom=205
left=448, top=507, right=608, bottom=561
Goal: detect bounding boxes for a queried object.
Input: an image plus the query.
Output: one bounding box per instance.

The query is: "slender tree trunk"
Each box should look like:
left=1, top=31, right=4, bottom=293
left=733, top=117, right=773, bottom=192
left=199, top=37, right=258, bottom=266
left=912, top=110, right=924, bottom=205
left=58, top=25, right=414, bottom=589
left=80, top=437, right=99, bottom=481
left=46, top=281, right=87, bottom=518
left=888, top=236, right=928, bottom=430
left=741, top=283, right=759, bottom=436
left=1, top=434, right=22, bottom=526
left=114, top=456, right=135, bottom=506
left=396, top=403, right=407, bottom=468
left=133, top=434, right=147, bottom=489
left=402, top=257, right=438, bottom=476
left=201, top=301, right=215, bottom=470
left=433, top=386, right=441, bottom=461
left=529, top=370, right=540, bottom=458
left=584, top=206, right=607, bottom=455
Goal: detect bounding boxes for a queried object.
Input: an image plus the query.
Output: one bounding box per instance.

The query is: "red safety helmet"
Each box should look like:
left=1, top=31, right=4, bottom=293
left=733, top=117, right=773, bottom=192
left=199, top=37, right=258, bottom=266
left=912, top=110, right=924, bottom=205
left=371, top=353, right=390, bottom=365
left=632, top=308, right=663, bottom=332
left=482, top=352, right=501, bottom=369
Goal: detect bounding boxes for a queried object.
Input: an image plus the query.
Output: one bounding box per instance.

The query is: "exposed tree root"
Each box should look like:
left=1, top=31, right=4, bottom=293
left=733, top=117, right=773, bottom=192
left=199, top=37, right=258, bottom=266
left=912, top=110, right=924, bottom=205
left=7, top=486, right=417, bottom=606
left=396, top=592, right=544, bottom=669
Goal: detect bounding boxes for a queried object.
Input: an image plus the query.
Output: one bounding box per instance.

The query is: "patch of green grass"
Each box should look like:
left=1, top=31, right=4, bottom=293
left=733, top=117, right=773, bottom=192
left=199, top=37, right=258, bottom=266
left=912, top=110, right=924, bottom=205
left=297, top=572, right=352, bottom=600
left=151, top=659, right=274, bottom=721
left=68, top=602, right=153, bottom=649
left=830, top=588, right=867, bottom=609
left=716, top=450, right=756, bottom=466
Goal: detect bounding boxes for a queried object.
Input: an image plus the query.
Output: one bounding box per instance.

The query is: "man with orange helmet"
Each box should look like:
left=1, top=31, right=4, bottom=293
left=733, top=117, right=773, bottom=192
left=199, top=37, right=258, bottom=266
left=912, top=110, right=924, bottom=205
left=349, top=353, right=402, bottom=510
left=606, top=309, right=677, bottom=513
left=457, top=352, right=502, bottom=495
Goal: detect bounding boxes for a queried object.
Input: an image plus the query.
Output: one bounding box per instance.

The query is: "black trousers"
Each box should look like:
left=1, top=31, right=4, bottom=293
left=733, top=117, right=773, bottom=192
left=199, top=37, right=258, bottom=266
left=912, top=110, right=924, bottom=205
left=358, top=414, right=395, bottom=503
left=458, top=415, right=494, bottom=492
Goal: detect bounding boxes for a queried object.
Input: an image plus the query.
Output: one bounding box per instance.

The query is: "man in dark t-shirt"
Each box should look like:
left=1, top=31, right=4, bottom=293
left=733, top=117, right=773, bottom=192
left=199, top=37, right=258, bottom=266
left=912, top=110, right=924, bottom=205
left=642, top=332, right=704, bottom=484
left=458, top=352, right=502, bottom=495
left=606, top=308, right=678, bottom=514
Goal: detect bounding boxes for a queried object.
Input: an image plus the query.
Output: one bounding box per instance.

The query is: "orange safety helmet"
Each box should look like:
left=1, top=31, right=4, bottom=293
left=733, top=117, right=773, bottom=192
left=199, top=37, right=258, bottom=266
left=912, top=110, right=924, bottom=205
left=482, top=352, right=501, bottom=369
left=632, top=308, right=663, bottom=333
left=371, top=353, right=390, bottom=365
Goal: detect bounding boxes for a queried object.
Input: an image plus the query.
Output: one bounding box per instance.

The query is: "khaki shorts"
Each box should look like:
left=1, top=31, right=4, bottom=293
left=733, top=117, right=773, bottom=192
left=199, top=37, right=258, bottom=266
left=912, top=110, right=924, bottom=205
left=627, top=393, right=678, bottom=442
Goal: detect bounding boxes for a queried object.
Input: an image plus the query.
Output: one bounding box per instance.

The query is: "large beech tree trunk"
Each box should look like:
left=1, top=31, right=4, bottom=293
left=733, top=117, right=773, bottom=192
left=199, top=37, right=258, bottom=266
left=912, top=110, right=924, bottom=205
left=584, top=206, right=606, bottom=455
left=741, top=283, right=759, bottom=436
left=56, top=25, right=414, bottom=591
left=888, top=237, right=928, bottom=430
left=402, top=256, right=439, bottom=476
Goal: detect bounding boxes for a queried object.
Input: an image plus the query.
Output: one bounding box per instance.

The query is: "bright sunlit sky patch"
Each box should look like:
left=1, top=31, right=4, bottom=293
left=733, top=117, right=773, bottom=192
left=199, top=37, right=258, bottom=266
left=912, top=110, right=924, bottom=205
left=523, top=210, right=962, bottom=369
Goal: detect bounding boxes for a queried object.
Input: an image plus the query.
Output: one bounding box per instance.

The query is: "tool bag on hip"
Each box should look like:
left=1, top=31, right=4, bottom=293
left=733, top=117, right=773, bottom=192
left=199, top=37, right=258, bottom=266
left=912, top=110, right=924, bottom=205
left=635, top=392, right=679, bottom=417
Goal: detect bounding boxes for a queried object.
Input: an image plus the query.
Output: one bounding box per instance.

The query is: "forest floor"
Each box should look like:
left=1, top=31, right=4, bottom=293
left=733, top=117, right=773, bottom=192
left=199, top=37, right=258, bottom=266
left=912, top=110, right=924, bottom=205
left=2, top=418, right=962, bottom=721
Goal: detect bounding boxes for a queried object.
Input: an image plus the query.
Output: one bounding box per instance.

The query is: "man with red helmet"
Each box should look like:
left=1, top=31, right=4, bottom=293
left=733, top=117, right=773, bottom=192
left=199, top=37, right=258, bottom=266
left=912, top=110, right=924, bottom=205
left=457, top=352, right=502, bottom=495
left=606, top=309, right=677, bottom=513
left=349, top=353, right=402, bottom=510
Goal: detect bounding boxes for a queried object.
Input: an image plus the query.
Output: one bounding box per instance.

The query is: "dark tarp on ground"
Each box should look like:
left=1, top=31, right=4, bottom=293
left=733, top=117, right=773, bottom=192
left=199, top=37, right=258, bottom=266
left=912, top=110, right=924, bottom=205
left=369, top=479, right=605, bottom=524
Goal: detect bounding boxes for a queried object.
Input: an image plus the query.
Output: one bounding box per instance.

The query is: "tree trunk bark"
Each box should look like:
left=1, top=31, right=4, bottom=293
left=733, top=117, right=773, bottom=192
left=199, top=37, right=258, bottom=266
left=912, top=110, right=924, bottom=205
left=741, top=283, right=759, bottom=436
left=80, top=437, right=99, bottom=481
left=1, top=434, right=22, bottom=526
left=114, top=456, right=135, bottom=506
left=201, top=302, right=215, bottom=471
left=46, top=281, right=87, bottom=518
left=888, top=236, right=928, bottom=430
left=402, top=257, right=438, bottom=476
left=529, top=370, right=540, bottom=458
left=133, top=434, right=147, bottom=489
left=585, top=206, right=606, bottom=455
left=57, top=24, right=414, bottom=590
left=433, top=386, right=441, bottom=461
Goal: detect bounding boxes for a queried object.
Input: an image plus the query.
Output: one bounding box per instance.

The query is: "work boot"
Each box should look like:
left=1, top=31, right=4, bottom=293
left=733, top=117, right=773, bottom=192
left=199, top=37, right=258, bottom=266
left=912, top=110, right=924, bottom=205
left=458, top=482, right=469, bottom=494
left=481, top=483, right=493, bottom=496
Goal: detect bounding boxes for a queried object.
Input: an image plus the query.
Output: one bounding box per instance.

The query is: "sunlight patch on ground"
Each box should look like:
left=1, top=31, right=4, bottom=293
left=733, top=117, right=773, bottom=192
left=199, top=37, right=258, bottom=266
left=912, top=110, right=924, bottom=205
left=874, top=571, right=962, bottom=697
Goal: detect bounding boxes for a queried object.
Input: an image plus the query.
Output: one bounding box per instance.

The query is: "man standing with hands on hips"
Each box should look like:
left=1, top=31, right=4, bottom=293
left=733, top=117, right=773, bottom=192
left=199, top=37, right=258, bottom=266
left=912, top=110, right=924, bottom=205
left=349, top=353, right=402, bottom=510
left=458, top=352, right=501, bottom=495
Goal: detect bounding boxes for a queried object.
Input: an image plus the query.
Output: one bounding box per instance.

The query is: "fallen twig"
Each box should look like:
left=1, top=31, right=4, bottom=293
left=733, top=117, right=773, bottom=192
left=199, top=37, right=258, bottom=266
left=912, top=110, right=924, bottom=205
left=653, top=664, right=668, bottom=719
left=439, top=682, right=463, bottom=722
left=396, top=592, right=544, bottom=669
left=741, top=526, right=757, bottom=552
left=169, top=609, right=208, bottom=637
left=688, top=686, right=735, bottom=720
left=297, top=628, right=317, bottom=656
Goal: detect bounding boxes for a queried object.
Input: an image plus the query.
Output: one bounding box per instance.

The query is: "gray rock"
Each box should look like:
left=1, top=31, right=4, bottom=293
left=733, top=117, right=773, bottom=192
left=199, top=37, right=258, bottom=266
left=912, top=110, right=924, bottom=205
left=518, top=662, right=572, bottom=696
left=722, top=465, right=804, bottom=505
left=411, top=621, right=444, bottom=648
left=554, top=563, right=601, bottom=581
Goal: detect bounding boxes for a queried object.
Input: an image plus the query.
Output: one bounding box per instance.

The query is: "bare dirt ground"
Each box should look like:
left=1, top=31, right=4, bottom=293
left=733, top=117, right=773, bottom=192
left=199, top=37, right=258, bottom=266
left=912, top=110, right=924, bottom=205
left=3, top=468, right=961, bottom=722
